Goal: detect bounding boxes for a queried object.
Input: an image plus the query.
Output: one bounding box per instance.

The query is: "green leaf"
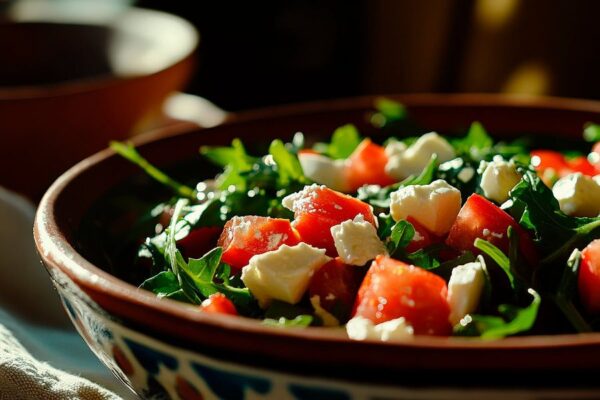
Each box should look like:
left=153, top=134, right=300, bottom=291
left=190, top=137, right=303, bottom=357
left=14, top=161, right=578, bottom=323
left=554, top=249, right=593, bottom=333
left=183, top=248, right=224, bottom=297
left=140, top=271, right=186, bottom=299
left=508, top=170, right=600, bottom=266
left=201, top=139, right=255, bottom=190
left=327, top=124, right=361, bottom=159
left=583, top=122, right=600, bottom=142
left=451, top=122, right=493, bottom=161
left=262, top=315, right=314, bottom=328
left=200, top=139, right=253, bottom=168
left=474, top=238, right=516, bottom=291
left=455, top=289, right=541, bottom=339
left=269, top=139, right=306, bottom=186
left=374, top=97, right=407, bottom=122
left=387, top=220, right=415, bottom=254
left=110, top=141, right=196, bottom=199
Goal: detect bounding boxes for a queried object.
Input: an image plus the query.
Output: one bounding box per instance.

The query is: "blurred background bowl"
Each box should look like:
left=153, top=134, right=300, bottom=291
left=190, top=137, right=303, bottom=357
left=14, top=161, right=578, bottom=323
left=0, top=1, right=198, bottom=199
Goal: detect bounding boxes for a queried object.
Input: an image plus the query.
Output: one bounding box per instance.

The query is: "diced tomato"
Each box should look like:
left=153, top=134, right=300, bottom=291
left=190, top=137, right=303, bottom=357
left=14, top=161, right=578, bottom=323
left=578, top=240, right=600, bottom=314
left=531, top=150, right=596, bottom=185
left=346, top=139, right=396, bottom=192
left=445, top=194, right=538, bottom=266
left=405, top=217, right=436, bottom=253
left=289, top=186, right=376, bottom=256
left=218, top=216, right=300, bottom=270
left=568, top=156, right=596, bottom=176
left=178, top=226, right=222, bottom=259
left=298, top=149, right=319, bottom=155
left=353, top=256, right=452, bottom=336
left=531, top=150, right=571, bottom=176
left=200, top=293, right=238, bottom=316
left=592, top=142, right=600, bottom=174
left=308, top=258, right=364, bottom=321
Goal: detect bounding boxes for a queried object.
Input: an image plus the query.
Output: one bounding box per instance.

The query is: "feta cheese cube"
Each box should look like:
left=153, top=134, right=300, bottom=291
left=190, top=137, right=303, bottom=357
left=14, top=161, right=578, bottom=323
left=389, top=179, right=462, bottom=235
left=241, top=243, right=330, bottom=308
left=282, top=183, right=324, bottom=211
left=385, top=132, right=455, bottom=180
left=479, top=159, right=522, bottom=203
left=330, top=215, right=387, bottom=266
left=552, top=173, right=600, bottom=217
left=384, top=140, right=407, bottom=158
left=298, top=153, right=350, bottom=192
left=346, top=316, right=414, bottom=342
left=447, top=261, right=485, bottom=325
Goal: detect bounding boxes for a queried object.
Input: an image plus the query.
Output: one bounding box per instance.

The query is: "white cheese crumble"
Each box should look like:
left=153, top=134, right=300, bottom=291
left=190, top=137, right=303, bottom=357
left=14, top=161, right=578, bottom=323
left=241, top=243, right=330, bottom=308
left=479, top=159, right=522, bottom=203
left=330, top=215, right=387, bottom=266
left=552, top=173, right=600, bottom=217
left=385, top=132, right=456, bottom=180
left=457, top=167, right=475, bottom=183
left=447, top=261, right=486, bottom=325
left=298, top=153, right=350, bottom=192
left=282, top=183, right=325, bottom=211
left=346, top=316, right=414, bottom=342
left=389, top=179, right=462, bottom=236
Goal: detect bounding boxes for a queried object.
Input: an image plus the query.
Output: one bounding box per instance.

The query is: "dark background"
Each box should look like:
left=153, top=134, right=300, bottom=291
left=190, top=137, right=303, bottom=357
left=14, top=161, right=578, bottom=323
left=139, top=0, right=600, bottom=111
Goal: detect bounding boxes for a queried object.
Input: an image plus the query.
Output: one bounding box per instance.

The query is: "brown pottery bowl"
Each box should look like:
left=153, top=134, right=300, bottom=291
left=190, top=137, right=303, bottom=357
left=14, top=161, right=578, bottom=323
left=35, top=95, right=600, bottom=399
left=0, top=6, right=198, bottom=199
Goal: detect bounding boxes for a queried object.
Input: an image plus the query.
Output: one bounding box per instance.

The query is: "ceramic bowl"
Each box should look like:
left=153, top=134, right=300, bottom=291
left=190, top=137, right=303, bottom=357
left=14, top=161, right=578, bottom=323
left=0, top=5, right=198, bottom=199
left=35, top=95, right=600, bottom=399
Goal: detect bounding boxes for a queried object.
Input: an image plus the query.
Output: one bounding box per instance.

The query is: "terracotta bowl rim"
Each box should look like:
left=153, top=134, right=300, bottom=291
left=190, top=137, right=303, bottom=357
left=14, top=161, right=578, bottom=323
left=0, top=7, right=199, bottom=100
left=34, top=93, right=600, bottom=352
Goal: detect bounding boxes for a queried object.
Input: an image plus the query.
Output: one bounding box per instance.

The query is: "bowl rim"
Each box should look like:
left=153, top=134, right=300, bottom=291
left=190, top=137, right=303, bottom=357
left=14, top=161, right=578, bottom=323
left=0, top=7, right=199, bottom=100
left=34, top=93, right=600, bottom=353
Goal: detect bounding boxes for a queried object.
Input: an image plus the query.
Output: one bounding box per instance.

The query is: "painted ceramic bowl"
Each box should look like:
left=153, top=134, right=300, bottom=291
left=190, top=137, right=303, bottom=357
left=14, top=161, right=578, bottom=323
left=0, top=5, right=198, bottom=199
left=35, top=95, right=600, bottom=399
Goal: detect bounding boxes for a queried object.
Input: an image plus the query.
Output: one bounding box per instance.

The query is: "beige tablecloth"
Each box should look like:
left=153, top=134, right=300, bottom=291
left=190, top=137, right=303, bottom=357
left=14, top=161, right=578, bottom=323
left=0, top=186, right=134, bottom=399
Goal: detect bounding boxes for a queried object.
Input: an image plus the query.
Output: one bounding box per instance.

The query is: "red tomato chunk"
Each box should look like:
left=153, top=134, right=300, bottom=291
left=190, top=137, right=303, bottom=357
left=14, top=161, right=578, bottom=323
left=218, top=216, right=300, bottom=271
left=446, top=194, right=538, bottom=266
left=353, top=255, right=452, bottom=336
left=578, top=239, right=600, bottom=314
left=200, top=293, right=238, bottom=315
left=177, top=226, right=222, bottom=259
left=346, top=139, right=396, bottom=192
left=308, top=258, right=364, bottom=321
left=288, top=185, right=376, bottom=256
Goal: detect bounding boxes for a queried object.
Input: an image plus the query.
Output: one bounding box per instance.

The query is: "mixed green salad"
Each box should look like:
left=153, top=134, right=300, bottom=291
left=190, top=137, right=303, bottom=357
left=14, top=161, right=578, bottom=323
left=104, top=99, right=600, bottom=340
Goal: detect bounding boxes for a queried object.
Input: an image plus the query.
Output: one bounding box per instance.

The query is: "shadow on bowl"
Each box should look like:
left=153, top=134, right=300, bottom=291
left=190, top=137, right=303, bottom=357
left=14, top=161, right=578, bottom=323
left=0, top=2, right=198, bottom=199
left=34, top=94, right=600, bottom=398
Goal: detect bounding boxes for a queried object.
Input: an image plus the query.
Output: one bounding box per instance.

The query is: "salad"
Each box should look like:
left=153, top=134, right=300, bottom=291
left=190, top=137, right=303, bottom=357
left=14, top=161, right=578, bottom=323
left=107, top=99, right=600, bottom=341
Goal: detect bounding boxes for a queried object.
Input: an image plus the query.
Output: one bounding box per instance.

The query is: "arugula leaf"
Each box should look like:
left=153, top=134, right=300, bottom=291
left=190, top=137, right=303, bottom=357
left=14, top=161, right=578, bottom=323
left=584, top=122, right=600, bottom=142
left=554, top=249, right=593, bottom=332
left=386, top=220, right=415, bottom=254
left=110, top=141, right=196, bottom=199
left=140, top=271, right=188, bottom=299
left=374, top=97, right=407, bottom=122
left=327, top=124, right=362, bottom=159
left=200, top=139, right=253, bottom=167
left=455, top=289, right=541, bottom=339
left=269, top=139, right=306, bottom=186
left=474, top=237, right=517, bottom=291
left=201, top=139, right=255, bottom=190
left=262, top=315, right=314, bottom=328
left=508, top=170, right=600, bottom=265
left=405, top=244, right=443, bottom=270
left=451, top=122, right=493, bottom=161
